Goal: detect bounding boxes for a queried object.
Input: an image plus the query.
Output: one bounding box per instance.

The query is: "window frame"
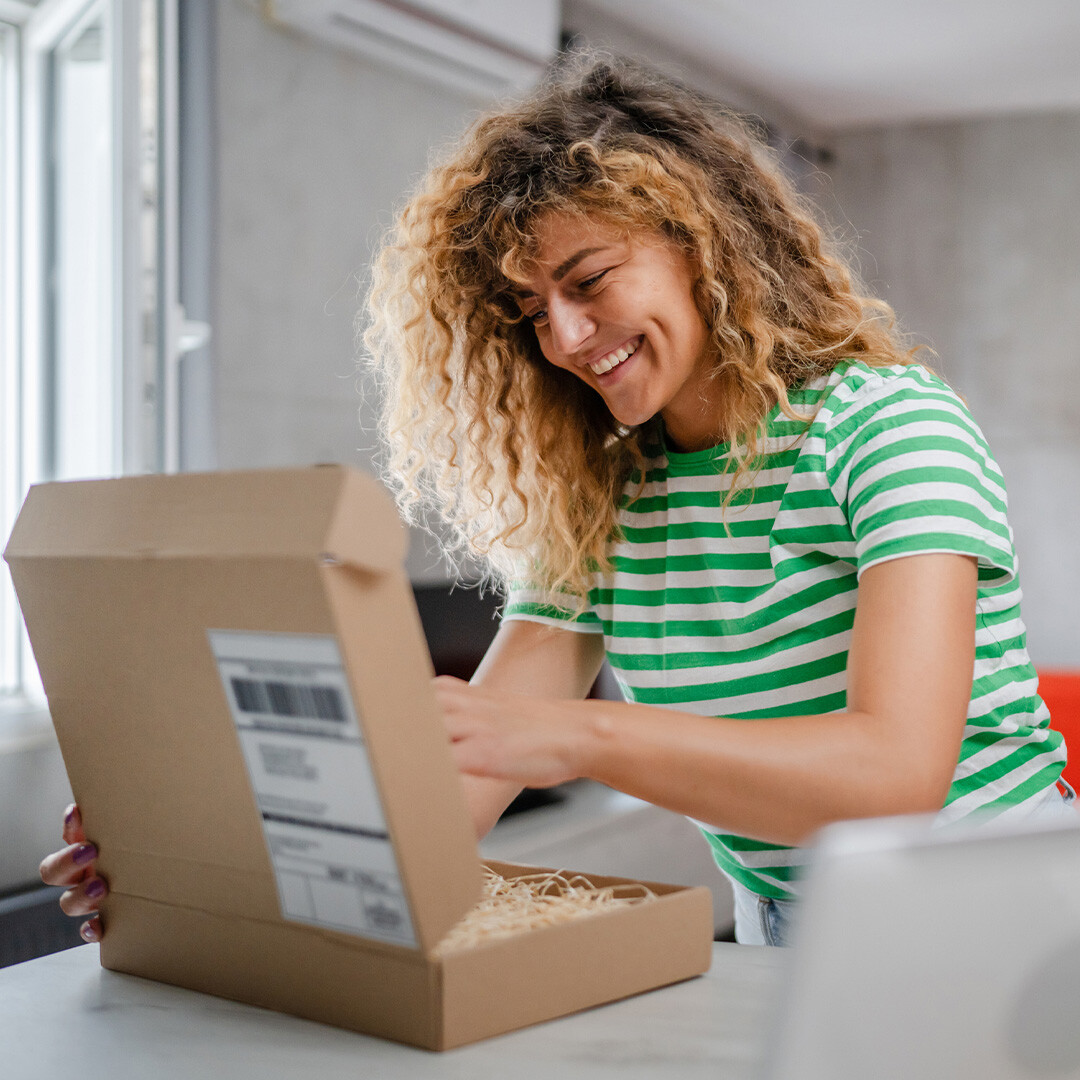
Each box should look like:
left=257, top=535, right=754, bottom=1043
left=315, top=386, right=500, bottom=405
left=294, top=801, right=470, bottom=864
left=0, top=3, right=30, bottom=700
left=2, top=0, right=179, bottom=706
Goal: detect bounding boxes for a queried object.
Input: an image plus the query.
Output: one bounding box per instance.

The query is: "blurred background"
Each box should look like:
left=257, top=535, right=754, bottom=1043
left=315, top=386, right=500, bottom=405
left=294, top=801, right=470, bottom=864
left=2, top=0, right=1078, bottom=962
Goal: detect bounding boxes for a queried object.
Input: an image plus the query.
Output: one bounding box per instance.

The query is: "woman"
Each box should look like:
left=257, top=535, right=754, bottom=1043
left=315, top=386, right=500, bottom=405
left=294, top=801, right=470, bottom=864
left=42, top=55, right=1070, bottom=947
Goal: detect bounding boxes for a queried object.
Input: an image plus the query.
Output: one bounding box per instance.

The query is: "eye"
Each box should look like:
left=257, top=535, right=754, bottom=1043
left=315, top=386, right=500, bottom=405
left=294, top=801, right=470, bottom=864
left=578, top=268, right=610, bottom=291
left=525, top=308, right=548, bottom=327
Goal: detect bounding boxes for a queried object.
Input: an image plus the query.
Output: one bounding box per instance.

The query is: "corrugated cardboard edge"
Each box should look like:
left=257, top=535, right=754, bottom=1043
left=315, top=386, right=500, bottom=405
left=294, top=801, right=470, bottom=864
left=323, top=468, right=406, bottom=573
left=435, top=861, right=715, bottom=1049
left=2, top=466, right=404, bottom=569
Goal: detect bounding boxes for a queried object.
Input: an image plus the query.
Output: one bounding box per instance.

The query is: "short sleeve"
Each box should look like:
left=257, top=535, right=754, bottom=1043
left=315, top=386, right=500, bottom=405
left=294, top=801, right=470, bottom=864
left=824, top=370, right=1016, bottom=586
left=501, top=579, right=604, bottom=632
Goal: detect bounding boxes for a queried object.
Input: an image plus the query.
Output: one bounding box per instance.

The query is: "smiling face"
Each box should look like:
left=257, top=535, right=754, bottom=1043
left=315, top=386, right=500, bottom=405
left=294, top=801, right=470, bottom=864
left=515, top=212, right=723, bottom=452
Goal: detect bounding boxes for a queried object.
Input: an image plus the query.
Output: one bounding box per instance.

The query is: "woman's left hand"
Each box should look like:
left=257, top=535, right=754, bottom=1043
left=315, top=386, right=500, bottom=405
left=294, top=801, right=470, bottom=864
left=434, top=675, right=588, bottom=789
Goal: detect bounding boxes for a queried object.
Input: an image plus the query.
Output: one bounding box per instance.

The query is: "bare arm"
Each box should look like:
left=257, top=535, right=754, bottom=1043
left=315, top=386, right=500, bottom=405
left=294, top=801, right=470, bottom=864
left=459, top=618, right=606, bottom=838
left=439, top=553, right=977, bottom=847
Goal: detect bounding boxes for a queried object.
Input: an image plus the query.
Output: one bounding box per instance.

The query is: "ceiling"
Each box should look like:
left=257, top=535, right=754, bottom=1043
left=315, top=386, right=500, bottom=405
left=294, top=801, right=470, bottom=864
left=567, top=0, right=1080, bottom=133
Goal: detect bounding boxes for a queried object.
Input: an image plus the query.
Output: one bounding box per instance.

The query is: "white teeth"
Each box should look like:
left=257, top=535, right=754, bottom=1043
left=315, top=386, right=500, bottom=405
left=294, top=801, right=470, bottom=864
left=589, top=339, right=639, bottom=375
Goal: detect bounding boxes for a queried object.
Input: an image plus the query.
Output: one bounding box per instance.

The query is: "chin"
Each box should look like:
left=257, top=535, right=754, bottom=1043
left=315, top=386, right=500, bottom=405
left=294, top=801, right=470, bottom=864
left=603, top=399, right=658, bottom=430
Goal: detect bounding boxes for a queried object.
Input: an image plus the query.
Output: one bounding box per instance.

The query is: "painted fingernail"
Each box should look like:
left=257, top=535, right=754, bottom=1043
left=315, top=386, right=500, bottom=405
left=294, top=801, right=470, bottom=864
left=79, top=921, right=98, bottom=943
left=64, top=804, right=77, bottom=828
left=72, top=843, right=97, bottom=866
left=85, top=878, right=106, bottom=899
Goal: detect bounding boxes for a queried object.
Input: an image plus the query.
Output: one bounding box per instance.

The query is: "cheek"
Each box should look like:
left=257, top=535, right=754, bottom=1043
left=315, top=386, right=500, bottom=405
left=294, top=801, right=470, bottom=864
left=689, top=311, right=712, bottom=360
left=673, top=290, right=711, bottom=361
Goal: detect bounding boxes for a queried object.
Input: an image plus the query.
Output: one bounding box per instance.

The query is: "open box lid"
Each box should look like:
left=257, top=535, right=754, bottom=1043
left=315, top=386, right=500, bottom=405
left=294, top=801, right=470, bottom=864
left=4, top=466, right=485, bottom=955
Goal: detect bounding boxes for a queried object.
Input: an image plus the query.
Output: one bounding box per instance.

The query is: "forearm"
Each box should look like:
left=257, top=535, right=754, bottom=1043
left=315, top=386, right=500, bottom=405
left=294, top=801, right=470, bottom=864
left=567, top=698, right=957, bottom=847
left=461, top=776, right=522, bottom=840
left=574, top=555, right=975, bottom=844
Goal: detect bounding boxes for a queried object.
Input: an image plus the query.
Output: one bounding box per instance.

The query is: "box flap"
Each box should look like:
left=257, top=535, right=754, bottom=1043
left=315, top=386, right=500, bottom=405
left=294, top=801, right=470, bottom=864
left=5, top=467, right=482, bottom=955
left=3, top=465, right=404, bottom=572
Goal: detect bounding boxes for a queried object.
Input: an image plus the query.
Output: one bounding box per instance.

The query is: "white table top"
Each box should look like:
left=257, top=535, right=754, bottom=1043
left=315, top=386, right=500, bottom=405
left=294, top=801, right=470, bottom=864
left=2, top=942, right=786, bottom=1079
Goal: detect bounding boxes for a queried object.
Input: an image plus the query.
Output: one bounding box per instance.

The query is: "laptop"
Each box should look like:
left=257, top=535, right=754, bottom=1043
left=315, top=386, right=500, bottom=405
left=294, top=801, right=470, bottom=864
left=761, top=810, right=1080, bottom=1079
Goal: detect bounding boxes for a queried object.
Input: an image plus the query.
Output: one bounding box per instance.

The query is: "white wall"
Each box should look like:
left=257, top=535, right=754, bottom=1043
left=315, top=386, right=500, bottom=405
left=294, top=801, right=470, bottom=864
left=816, top=113, right=1080, bottom=667
left=211, top=1, right=480, bottom=580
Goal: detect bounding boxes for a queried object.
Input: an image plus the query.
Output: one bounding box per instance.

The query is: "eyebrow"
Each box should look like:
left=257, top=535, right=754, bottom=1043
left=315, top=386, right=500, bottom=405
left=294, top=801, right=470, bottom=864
left=552, top=246, right=606, bottom=282
left=513, top=246, right=611, bottom=301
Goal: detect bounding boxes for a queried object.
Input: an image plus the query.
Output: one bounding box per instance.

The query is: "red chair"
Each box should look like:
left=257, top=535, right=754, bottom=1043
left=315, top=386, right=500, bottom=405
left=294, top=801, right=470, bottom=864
left=1036, top=669, right=1080, bottom=793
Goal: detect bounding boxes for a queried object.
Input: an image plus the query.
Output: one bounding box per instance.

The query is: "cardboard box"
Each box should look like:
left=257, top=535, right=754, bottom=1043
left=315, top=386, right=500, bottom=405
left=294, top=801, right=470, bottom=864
left=4, top=466, right=713, bottom=1050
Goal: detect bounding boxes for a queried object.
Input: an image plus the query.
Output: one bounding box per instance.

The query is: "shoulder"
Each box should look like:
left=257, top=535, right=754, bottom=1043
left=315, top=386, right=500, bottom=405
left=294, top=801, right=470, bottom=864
left=815, top=360, right=962, bottom=421
left=809, top=360, right=983, bottom=455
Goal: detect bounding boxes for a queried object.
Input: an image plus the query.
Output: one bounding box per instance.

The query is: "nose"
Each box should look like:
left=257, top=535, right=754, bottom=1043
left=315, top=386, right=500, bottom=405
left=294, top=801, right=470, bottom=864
left=546, top=295, right=596, bottom=358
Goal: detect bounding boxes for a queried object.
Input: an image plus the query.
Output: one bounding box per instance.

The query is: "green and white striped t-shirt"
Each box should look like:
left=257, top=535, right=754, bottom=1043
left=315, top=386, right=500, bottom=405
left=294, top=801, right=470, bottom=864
left=503, top=360, right=1066, bottom=900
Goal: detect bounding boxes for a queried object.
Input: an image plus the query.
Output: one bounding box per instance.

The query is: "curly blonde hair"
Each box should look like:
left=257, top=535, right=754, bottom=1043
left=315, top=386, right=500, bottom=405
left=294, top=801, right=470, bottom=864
left=362, top=54, right=919, bottom=604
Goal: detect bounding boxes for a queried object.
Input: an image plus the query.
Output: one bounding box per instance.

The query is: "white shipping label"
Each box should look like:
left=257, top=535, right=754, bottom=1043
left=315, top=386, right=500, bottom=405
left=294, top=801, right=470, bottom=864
left=208, top=630, right=417, bottom=948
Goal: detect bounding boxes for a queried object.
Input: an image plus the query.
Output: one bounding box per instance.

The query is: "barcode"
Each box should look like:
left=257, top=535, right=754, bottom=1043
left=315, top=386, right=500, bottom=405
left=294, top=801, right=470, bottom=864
left=231, top=677, right=346, bottom=722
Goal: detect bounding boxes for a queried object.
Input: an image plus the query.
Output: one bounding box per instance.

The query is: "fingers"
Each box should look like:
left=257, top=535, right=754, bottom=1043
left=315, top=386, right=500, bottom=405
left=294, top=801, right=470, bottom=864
left=433, top=675, right=472, bottom=715
left=59, top=873, right=109, bottom=918
left=433, top=675, right=493, bottom=738
left=40, top=840, right=97, bottom=888
left=434, top=675, right=468, bottom=687
left=46, top=802, right=107, bottom=941
left=44, top=841, right=109, bottom=919
left=61, top=803, right=86, bottom=846
left=79, top=914, right=103, bottom=944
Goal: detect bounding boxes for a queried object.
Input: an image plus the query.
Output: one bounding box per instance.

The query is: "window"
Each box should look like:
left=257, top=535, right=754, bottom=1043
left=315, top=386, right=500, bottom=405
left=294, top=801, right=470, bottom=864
left=0, top=0, right=217, bottom=900
left=1, top=6, right=26, bottom=698
left=2, top=0, right=182, bottom=702
left=48, top=5, right=119, bottom=480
